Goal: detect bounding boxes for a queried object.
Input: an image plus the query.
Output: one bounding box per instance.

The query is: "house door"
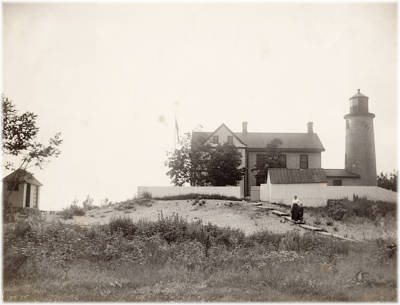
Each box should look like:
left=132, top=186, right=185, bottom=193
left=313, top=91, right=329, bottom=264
left=25, top=184, right=31, bottom=208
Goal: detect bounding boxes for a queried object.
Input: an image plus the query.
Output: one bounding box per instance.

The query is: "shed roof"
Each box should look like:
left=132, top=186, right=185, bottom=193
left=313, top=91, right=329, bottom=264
left=3, top=169, right=43, bottom=186
left=324, top=169, right=360, bottom=178
left=268, top=168, right=327, bottom=184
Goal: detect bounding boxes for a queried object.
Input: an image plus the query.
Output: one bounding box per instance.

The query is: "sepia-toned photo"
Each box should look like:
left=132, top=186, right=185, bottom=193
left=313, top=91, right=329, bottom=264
left=2, top=1, right=398, bottom=302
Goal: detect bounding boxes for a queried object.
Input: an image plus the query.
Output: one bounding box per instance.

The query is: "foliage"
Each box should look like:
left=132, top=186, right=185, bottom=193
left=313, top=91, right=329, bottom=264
left=377, top=171, right=397, bottom=192
left=141, top=191, right=152, bottom=199
left=317, top=199, right=396, bottom=222
left=82, top=195, right=97, bottom=210
left=2, top=96, right=63, bottom=206
left=59, top=201, right=86, bottom=219
left=165, top=133, right=212, bottom=186
left=207, top=143, right=246, bottom=186
left=252, top=138, right=285, bottom=184
left=166, top=133, right=245, bottom=186
left=3, top=213, right=396, bottom=302
left=2, top=96, right=63, bottom=170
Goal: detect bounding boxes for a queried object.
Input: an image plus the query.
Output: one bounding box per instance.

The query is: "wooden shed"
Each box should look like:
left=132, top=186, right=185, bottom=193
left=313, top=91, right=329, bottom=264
left=261, top=168, right=328, bottom=207
left=3, top=169, right=42, bottom=209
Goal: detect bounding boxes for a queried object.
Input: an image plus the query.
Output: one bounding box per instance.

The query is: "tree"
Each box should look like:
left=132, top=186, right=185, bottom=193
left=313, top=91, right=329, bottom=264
left=165, top=133, right=245, bottom=186
left=377, top=171, right=397, bottom=192
left=2, top=96, right=63, bottom=206
left=252, top=138, right=285, bottom=184
left=165, top=133, right=212, bottom=186
left=207, top=143, right=245, bottom=186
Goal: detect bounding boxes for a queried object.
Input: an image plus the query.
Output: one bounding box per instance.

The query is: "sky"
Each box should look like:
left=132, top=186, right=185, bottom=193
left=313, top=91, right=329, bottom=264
left=2, top=2, right=398, bottom=211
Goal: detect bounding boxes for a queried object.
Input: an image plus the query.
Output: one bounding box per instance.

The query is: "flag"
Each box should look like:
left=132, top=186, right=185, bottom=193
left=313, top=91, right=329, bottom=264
left=175, top=117, right=180, bottom=143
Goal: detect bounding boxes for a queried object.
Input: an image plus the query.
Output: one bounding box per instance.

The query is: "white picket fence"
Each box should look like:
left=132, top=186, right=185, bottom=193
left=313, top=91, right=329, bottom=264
left=260, top=184, right=397, bottom=206
left=137, top=186, right=241, bottom=198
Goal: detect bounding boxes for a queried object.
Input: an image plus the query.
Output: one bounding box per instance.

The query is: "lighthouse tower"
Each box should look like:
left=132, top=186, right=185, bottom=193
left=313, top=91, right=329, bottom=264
left=344, top=89, right=377, bottom=185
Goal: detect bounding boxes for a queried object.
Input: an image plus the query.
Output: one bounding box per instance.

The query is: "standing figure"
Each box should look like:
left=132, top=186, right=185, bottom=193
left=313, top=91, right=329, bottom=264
left=298, top=203, right=304, bottom=222
left=291, top=195, right=300, bottom=221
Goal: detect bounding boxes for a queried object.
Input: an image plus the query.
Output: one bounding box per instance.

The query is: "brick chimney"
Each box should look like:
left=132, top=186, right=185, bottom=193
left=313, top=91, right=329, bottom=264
left=242, top=121, right=248, bottom=134
left=307, top=122, right=313, bottom=134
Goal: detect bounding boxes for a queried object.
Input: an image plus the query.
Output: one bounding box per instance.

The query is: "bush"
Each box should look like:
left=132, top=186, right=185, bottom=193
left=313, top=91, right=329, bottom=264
left=326, top=199, right=396, bottom=221
left=59, top=203, right=85, bottom=219
left=141, top=191, right=152, bottom=199
left=109, top=216, right=137, bottom=236
left=82, top=195, right=97, bottom=211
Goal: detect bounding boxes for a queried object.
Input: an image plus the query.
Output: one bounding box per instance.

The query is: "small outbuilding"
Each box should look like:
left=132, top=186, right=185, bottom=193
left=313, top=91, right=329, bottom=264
left=3, top=169, right=42, bottom=209
left=261, top=168, right=328, bottom=207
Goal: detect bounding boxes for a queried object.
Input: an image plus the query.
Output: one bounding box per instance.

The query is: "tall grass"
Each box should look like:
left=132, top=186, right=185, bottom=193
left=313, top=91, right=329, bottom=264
left=3, top=213, right=397, bottom=302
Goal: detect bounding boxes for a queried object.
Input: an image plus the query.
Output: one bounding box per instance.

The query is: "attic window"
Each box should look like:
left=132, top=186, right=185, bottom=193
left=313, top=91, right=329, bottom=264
left=227, top=136, right=233, bottom=145
left=212, top=135, right=219, bottom=144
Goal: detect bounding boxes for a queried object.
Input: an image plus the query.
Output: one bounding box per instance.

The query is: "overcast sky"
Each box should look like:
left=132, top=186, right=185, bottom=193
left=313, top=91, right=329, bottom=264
left=2, top=2, right=397, bottom=210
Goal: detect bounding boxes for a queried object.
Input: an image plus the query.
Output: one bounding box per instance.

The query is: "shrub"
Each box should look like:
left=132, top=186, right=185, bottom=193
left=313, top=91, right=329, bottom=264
left=59, top=203, right=85, bottom=219
left=109, top=216, right=137, bottom=236
left=82, top=195, right=97, bottom=211
left=141, top=191, right=152, bottom=199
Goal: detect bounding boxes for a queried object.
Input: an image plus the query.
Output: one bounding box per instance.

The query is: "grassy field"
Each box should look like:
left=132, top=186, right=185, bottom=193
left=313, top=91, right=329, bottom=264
left=3, top=202, right=397, bottom=302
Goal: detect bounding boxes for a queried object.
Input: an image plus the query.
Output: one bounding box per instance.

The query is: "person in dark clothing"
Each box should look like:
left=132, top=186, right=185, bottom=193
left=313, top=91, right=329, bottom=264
left=298, top=203, right=304, bottom=222
left=291, top=203, right=299, bottom=221
left=291, top=195, right=302, bottom=222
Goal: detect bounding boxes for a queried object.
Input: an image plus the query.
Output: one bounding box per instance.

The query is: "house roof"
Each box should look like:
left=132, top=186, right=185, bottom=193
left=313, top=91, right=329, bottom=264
left=192, top=130, right=325, bottom=151
left=268, top=168, right=327, bottom=184
left=204, top=123, right=247, bottom=146
left=3, top=169, right=43, bottom=186
left=324, top=169, right=360, bottom=178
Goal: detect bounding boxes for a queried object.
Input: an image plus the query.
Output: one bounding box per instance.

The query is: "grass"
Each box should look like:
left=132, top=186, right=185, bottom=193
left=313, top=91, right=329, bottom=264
left=3, top=212, right=397, bottom=302
left=152, top=193, right=241, bottom=201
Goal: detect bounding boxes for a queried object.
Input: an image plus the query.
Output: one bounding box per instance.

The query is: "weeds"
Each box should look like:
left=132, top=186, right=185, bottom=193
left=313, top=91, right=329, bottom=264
left=3, top=211, right=396, bottom=302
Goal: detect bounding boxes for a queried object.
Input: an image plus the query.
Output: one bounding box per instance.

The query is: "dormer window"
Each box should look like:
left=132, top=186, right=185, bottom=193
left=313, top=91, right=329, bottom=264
left=212, top=135, right=219, bottom=144
left=227, top=136, right=233, bottom=145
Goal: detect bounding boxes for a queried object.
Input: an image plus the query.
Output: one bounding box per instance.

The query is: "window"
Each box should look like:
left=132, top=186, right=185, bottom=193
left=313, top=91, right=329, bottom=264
left=350, top=99, right=359, bottom=113
left=300, top=154, right=308, bottom=169
left=212, top=135, right=219, bottom=144
left=227, top=136, right=233, bottom=145
left=279, top=154, right=286, bottom=168
left=256, top=154, right=266, bottom=168
left=7, top=183, right=19, bottom=191
left=333, top=179, right=342, bottom=186
left=346, top=119, right=350, bottom=130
